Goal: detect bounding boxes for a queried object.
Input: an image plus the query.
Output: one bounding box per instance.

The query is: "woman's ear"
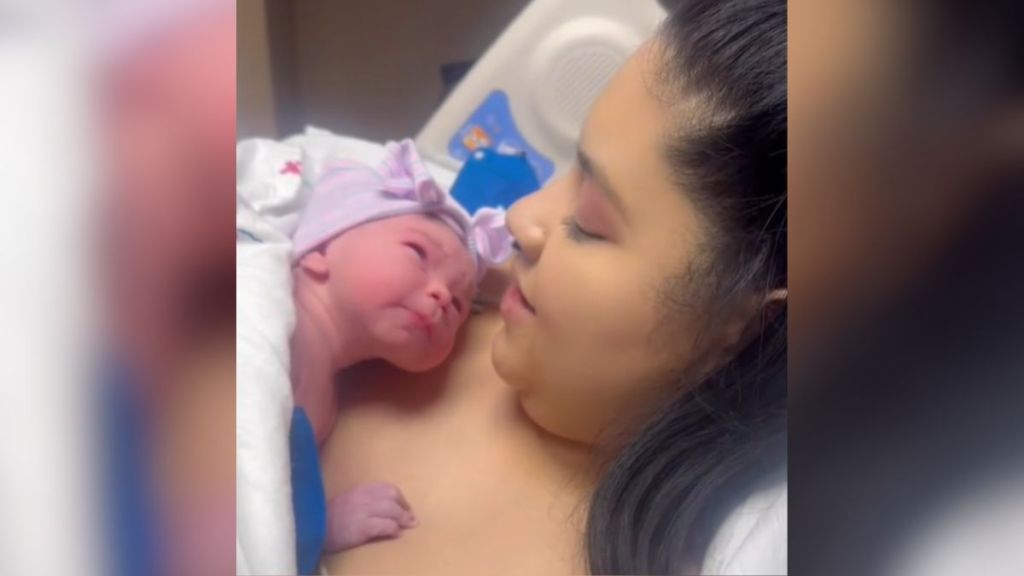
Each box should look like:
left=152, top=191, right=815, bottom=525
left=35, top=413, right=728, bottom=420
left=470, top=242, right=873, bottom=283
left=699, top=288, right=788, bottom=377
left=763, top=288, right=788, bottom=321
left=297, top=248, right=330, bottom=282
left=735, top=288, right=788, bottom=345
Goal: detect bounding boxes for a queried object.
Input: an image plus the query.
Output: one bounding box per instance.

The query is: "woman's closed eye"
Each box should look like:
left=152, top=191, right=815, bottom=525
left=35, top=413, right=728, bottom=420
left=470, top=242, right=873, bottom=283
left=562, top=216, right=605, bottom=243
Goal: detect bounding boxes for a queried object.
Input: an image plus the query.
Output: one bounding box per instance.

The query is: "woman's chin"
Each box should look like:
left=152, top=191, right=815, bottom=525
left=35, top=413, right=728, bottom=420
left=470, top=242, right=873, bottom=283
left=490, top=326, right=525, bottom=389
left=491, top=331, right=596, bottom=445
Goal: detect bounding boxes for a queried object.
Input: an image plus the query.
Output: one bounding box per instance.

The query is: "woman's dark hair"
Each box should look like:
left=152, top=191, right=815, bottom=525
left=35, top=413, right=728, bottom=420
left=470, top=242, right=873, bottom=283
left=585, top=0, right=787, bottom=573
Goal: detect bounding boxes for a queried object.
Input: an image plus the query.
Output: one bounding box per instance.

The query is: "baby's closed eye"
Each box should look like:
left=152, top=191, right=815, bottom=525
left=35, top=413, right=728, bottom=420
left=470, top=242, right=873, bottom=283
left=403, top=241, right=427, bottom=260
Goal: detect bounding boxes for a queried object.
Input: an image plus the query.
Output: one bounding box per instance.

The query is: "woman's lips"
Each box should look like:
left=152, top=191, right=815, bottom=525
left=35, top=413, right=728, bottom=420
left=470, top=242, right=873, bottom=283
left=500, top=283, right=536, bottom=321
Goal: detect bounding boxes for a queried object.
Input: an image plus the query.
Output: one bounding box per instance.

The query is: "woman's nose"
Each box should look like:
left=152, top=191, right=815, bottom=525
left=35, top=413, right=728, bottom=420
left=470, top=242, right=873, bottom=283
left=506, top=188, right=549, bottom=264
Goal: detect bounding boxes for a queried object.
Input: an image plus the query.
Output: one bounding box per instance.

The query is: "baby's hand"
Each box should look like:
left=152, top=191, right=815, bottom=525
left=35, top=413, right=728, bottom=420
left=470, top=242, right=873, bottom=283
left=324, top=482, right=418, bottom=552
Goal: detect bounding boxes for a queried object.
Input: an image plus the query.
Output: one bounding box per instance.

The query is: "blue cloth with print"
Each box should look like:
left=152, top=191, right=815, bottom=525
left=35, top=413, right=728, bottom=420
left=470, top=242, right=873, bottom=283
left=447, top=89, right=555, bottom=184
left=450, top=147, right=541, bottom=214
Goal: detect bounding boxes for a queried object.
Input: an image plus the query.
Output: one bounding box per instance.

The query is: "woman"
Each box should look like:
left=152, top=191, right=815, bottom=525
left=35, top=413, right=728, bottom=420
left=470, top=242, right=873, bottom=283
left=322, top=0, right=786, bottom=573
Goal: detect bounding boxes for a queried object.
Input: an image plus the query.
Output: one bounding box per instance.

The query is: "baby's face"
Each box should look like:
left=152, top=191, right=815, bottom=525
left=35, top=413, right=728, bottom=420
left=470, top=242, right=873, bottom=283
left=319, top=213, right=476, bottom=371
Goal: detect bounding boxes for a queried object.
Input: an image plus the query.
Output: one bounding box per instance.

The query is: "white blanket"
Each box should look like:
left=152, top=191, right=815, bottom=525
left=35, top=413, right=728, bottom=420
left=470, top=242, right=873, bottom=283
left=701, top=480, right=788, bottom=575
left=235, top=128, right=456, bottom=575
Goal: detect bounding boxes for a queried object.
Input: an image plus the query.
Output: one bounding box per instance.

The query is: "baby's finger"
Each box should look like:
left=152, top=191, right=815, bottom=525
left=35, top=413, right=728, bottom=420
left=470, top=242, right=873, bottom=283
left=390, top=486, right=412, bottom=512
left=368, top=482, right=413, bottom=512
left=362, top=517, right=402, bottom=540
left=368, top=499, right=417, bottom=529
left=367, top=499, right=407, bottom=521
left=399, top=513, right=418, bottom=529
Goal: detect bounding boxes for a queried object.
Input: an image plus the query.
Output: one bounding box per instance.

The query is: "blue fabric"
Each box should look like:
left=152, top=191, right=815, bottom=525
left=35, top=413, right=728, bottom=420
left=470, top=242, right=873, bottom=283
left=446, top=89, right=556, bottom=183
left=291, top=407, right=327, bottom=575
left=450, top=147, right=541, bottom=214
left=103, top=359, right=163, bottom=576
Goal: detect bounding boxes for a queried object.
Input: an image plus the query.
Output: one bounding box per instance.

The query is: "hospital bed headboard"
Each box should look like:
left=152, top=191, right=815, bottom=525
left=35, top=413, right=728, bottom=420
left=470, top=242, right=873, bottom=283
left=415, top=0, right=667, bottom=185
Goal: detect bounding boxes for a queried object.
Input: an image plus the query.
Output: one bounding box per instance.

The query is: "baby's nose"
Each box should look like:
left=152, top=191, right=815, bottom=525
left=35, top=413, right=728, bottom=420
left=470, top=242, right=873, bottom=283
left=427, top=284, right=452, bottom=315
left=429, top=288, right=449, bottom=304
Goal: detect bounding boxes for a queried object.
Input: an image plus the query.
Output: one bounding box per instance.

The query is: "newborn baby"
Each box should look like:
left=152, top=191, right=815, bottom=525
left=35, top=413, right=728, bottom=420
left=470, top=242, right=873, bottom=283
left=288, top=140, right=510, bottom=553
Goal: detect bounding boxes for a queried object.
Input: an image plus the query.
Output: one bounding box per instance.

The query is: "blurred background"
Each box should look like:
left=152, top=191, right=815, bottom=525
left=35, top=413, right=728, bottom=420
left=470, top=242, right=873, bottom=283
left=789, top=1, right=1023, bottom=575
left=3, top=1, right=235, bottom=575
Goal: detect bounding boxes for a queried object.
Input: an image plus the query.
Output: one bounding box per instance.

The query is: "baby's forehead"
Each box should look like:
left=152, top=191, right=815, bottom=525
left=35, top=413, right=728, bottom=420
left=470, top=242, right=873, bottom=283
left=398, top=214, right=465, bottom=253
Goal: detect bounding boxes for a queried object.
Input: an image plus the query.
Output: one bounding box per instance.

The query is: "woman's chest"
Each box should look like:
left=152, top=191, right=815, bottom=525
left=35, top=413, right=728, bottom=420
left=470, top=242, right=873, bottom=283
left=319, top=322, right=589, bottom=575
left=322, top=453, right=585, bottom=576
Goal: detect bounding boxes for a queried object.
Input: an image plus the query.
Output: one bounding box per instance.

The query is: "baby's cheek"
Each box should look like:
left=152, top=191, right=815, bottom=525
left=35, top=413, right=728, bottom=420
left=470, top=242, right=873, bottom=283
left=343, top=256, right=408, bottom=306
left=424, top=330, right=458, bottom=366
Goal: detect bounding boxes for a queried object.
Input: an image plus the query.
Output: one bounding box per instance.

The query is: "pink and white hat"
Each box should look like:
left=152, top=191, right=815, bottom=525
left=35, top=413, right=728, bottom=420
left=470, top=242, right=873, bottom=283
left=292, top=139, right=514, bottom=281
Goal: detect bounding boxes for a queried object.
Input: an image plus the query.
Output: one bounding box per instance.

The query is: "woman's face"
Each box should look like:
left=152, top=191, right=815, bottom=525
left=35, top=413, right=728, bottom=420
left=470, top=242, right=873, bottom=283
left=492, top=46, right=715, bottom=445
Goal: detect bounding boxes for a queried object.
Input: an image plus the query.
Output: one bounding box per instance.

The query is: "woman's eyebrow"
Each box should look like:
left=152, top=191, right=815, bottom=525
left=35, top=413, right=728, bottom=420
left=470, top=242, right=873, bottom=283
left=576, top=147, right=629, bottom=220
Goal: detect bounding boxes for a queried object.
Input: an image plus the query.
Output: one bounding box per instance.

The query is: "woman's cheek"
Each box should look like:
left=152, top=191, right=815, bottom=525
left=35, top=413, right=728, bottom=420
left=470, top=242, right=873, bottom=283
left=522, top=368, right=615, bottom=444
left=539, top=259, right=621, bottom=346
left=544, top=273, right=667, bottom=438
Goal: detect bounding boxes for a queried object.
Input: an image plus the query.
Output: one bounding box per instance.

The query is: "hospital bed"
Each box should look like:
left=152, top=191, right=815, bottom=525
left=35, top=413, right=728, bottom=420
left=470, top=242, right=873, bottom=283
left=416, top=0, right=668, bottom=185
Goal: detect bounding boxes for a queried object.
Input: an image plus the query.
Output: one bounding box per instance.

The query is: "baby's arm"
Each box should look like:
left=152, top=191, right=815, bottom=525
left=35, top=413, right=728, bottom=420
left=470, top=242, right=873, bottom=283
left=325, top=482, right=418, bottom=552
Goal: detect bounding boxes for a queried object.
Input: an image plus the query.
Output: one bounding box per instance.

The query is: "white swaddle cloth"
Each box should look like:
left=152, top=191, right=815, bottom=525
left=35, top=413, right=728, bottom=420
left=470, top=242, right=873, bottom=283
left=236, top=128, right=460, bottom=575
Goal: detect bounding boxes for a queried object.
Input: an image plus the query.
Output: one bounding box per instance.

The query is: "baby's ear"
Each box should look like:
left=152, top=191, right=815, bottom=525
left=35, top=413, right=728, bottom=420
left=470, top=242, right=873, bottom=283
left=297, top=248, right=330, bottom=281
